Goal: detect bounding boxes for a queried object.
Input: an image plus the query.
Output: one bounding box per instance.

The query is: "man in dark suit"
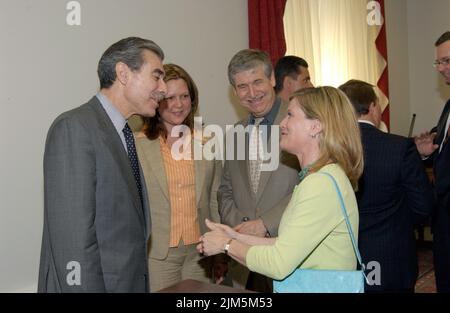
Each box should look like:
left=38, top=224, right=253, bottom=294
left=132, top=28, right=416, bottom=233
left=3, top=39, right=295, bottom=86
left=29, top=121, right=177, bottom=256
left=415, top=31, right=450, bottom=293
left=340, top=80, right=434, bottom=293
left=38, top=37, right=167, bottom=292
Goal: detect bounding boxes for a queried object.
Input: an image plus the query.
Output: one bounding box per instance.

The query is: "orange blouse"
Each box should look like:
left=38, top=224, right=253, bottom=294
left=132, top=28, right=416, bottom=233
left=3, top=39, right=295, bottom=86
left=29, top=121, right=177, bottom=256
left=159, top=137, right=200, bottom=247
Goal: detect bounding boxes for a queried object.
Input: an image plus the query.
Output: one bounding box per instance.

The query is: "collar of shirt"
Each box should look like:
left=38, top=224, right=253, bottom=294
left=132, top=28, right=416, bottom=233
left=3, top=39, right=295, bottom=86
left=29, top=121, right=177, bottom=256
left=358, top=119, right=376, bottom=127
left=247, top=96, right=281, bottom=126
left=96, top=92, right=128, bottom=152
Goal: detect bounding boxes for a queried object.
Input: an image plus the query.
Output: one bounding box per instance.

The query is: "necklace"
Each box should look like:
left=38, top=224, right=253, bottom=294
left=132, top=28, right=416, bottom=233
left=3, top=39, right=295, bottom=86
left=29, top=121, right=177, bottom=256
left=298, top=165, right=311, bottom=181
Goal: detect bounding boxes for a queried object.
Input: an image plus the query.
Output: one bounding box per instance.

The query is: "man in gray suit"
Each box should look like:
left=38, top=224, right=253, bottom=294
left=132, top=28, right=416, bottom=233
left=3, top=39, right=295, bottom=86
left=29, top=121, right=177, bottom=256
left=217, top=49, right=300, bottom=291
left=38, top=37, right=167, bottom=292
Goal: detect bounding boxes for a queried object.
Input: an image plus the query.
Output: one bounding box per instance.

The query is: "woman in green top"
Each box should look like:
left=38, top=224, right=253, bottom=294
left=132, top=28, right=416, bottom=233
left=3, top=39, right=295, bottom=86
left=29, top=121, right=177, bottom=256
left=198, top=86, right=364, bottom=281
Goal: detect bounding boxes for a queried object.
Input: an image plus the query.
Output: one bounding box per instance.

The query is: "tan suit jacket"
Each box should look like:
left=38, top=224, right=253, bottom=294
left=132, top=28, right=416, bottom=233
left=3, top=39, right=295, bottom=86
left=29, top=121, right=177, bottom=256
left=136, top=135, right=222, bottom=260
left=218, top=99, right=300, bottom=236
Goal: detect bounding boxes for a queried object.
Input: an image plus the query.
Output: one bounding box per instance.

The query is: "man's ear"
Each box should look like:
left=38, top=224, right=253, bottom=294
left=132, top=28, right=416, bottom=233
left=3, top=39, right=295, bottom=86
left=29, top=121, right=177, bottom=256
left=115, top=62, right=129, bottom=85
left=232, top=85, right=238, bottom=97
left=270, top=71, right=276, bottom=87
left=365, top=102, right=378, bottom=121
left=369, top=100, right=382, bottom=128
left=283, top=76, right=291, bottom=89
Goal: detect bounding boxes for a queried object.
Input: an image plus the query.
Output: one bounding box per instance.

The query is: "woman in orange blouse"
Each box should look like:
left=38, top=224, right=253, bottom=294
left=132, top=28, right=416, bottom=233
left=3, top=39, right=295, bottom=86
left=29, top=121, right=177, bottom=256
left=135, top=63, right=222, bottom=291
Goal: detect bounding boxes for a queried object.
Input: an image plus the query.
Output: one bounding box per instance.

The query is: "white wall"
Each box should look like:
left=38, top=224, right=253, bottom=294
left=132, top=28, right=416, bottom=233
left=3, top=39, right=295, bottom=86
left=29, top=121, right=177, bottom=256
left=0, top=0, right=248, bottom=292
left=372, top=0, right=450, bottom=137
left=406, top=0, right=450, bottom=136
left=385, top=0, right=411, bottom=136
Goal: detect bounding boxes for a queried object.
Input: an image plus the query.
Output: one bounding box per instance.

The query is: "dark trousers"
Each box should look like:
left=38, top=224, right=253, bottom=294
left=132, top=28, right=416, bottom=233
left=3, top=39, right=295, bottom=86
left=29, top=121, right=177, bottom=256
left=432, top=205, right=450, bottom=293
left=433, top=233, right=450, bottom=292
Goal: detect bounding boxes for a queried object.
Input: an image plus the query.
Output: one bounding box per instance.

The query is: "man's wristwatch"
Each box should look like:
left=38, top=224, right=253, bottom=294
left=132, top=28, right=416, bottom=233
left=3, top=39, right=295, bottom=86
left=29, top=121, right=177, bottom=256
left=224, top=238, right=234, bottom=255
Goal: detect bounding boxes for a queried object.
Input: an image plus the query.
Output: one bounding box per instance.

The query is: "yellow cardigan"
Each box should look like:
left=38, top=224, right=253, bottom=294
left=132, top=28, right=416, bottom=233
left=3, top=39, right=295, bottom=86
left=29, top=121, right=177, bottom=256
left=246, top=164, right=359, bottom=280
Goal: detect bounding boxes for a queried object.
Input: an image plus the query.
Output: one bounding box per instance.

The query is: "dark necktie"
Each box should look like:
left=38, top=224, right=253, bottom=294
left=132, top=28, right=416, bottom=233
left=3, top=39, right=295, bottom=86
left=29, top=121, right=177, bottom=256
left=122, top=123, right=143, bottom=206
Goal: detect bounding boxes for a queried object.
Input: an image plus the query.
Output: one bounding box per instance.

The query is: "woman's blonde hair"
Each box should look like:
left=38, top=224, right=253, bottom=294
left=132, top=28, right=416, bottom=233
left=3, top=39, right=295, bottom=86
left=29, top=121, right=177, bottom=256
left=290, top=86, right=364, bottom=190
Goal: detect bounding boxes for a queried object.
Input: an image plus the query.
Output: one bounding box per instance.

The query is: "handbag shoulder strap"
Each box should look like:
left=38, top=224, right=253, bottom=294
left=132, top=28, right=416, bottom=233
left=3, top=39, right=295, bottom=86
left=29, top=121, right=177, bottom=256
left=317, top=172, right=364, bottom=269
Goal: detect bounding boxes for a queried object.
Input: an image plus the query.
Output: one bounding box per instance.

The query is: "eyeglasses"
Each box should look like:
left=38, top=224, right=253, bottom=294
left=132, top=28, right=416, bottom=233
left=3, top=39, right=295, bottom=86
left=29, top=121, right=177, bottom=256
left=433, top=57, right=450, bottom=68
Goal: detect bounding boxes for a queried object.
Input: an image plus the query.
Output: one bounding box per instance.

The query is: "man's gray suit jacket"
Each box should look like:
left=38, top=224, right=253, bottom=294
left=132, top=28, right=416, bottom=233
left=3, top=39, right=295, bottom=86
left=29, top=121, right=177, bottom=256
left=218, top=99, right=300, bottom=236
left=38, top=96, right=151, bottom=292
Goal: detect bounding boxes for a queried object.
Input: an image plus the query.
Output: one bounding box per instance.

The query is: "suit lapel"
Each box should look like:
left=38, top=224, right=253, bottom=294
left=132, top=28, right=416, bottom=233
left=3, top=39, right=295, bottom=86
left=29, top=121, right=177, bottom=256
left=256, top=135, right=275, bottom=203
left=195, top=158, right=205, bottom=207
left=138, top=138, right=170, bottom=201
left=235, top=120, right=253, bottom=198
left=436, top=103, right=450, bottom=146
left=89, top=98, right=144, bottom=221
left=433, top=101, right=450, bottom=162
left=140, top=163, right=151, bottom=240
left=255, top=101, right=287, bottom=203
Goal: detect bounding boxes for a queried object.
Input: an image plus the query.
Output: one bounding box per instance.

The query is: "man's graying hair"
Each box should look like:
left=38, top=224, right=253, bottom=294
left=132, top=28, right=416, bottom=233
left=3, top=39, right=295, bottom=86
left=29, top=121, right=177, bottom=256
left=98, top=37, right=164, bottom=89
left=228, top=49, right=273, bottom=86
